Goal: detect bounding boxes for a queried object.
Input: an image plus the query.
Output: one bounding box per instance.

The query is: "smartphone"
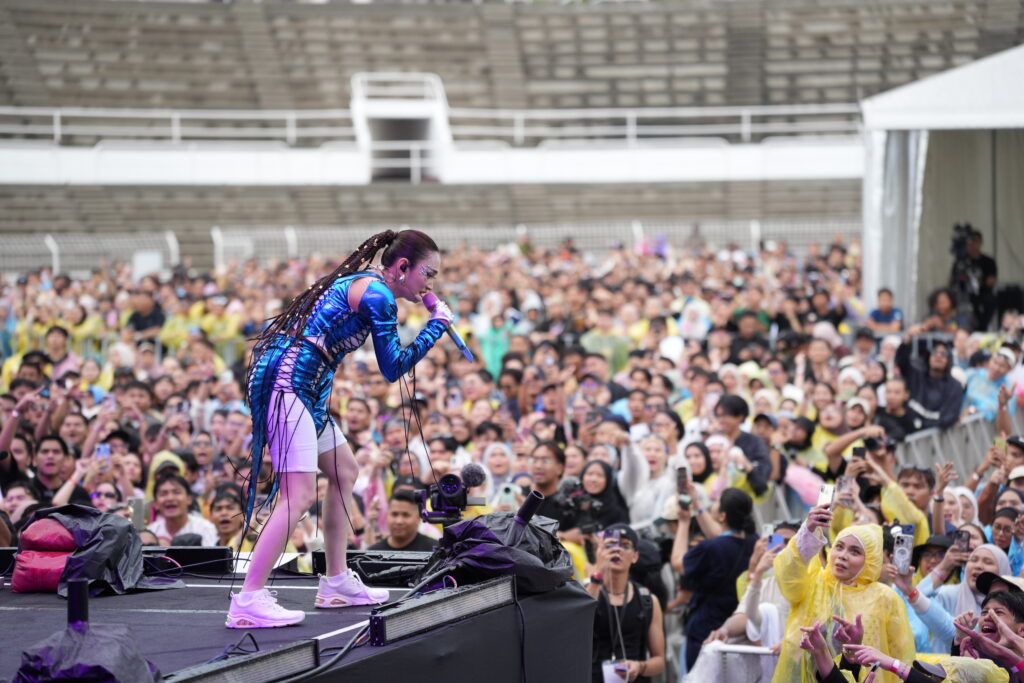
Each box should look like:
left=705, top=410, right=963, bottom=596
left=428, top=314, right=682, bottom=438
left=954, top=529, right=971, bottom=552
left=178, top=400, right=190, bottom=414
left=817, top=483, right=836, bottom=509
left=767, top=534, right=785, bottom=551
left=761, top=523, right=774, bottom=538
left=604, top=528, right=622, bottom=549
left=40, top=387, right=50, bottom=398
left=837, top=475, right=853, bottom=494
left=447, top=390, right=462, bottom=409
left=676, top=465, right=690, bottom=494
left=95, top=443, right=111, bottom=472
left=893, top=533, right=914, bottom=574
left=851, top=447, right=866, bottom=460
left=995, top=436, right=1008, bottom=449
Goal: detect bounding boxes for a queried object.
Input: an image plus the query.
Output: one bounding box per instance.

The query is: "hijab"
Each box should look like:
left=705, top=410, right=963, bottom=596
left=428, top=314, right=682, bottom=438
left=685, top=441, right=714, bottom=484
left=954, top=544, right=1010, bottom=618
left=580, top=459, right=630, bottom=528
left=950, top=485, right=979, bottom=525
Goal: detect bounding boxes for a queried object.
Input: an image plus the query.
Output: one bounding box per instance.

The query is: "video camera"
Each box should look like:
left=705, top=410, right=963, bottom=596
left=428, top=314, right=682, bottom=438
left=416, top=463, right=487, bottom=527
left=552, top=477, right=604, bottom=534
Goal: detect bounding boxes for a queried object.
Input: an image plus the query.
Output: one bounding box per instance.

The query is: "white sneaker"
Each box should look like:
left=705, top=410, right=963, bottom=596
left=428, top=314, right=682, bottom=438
left=315, top=570, right=390, bottom=608
left=226, top=589, right=305, bottom=628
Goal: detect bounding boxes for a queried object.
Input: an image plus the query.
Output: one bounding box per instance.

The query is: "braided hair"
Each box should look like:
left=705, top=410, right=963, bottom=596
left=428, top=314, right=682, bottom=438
left=256, top=229, right=438, bottom=343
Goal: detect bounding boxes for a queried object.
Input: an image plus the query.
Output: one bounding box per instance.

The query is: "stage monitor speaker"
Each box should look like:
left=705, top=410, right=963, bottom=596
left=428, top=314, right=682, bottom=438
left=165, top=638, right=319, bottom=683
left=369, top=575, right=515, bottom=646
left=304, top=549, right=431, bottom=586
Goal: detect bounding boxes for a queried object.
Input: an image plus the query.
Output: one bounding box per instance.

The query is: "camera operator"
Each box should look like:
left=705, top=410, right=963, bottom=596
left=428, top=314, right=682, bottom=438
left=558, top=459, right=630, bottom=547
left=587, top=524, right=666, bottom=683
left=529, top=440, right=573, bottom=533
left=950, top=228, right=998, bottom=331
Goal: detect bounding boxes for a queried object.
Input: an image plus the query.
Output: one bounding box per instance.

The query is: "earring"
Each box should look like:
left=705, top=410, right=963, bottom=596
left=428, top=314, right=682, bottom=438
left=399, top=274, right=406, bottom=284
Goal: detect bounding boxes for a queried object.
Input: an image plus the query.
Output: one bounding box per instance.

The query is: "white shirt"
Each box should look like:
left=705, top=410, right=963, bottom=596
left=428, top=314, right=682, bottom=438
left=148, top=512, right=219, bottom=546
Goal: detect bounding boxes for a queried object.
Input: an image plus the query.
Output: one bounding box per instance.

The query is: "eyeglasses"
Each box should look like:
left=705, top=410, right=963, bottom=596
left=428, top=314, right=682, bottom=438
left=644, top=404, right=663, bottom=411
left=91, top=491, right=117, bottom=500
left=192, top=440, right=213, bottom=447
left=529, top=456, right=554, bottom=464
left=652, top=420, right=675, bottom=428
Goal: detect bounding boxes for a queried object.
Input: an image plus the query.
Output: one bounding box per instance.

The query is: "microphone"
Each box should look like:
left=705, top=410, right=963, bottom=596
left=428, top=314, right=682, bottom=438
left=460, top=462, right=487, bottom=489
left=515, top=490, right=545, bottom=527
left=421, top=292, right=474, bottom=362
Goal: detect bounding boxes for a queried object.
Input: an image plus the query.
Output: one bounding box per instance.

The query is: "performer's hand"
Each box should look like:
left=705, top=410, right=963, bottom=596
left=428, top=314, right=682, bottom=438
left=428, top=299, right=453, bottom=326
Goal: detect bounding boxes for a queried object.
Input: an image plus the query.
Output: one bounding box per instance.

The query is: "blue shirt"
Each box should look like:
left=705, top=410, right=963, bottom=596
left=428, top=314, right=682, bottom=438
left=962, top=368, right=1015, bottom=421
left=869, top=307, right=904, bottom=325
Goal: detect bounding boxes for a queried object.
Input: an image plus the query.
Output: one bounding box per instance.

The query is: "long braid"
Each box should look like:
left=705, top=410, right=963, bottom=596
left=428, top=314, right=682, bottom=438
left=257, top=230, right=398, bottom=343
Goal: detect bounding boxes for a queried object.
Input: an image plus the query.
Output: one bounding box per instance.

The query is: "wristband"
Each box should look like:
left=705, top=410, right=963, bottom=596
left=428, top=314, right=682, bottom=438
left=1011, top=659, right=1024, bottom=673
left=933, top=496, right=945, bottom=503
left=888, top=660, right=904, bottom=676
left=907, top=588, right=919, bottom=602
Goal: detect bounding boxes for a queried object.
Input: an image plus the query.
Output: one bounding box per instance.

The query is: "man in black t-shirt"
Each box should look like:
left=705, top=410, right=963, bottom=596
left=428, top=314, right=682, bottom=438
left=367, top=489, right=436, bottom=552
left=28, top=434, right=90, bottom=507
left=874, top=377, right=923, bottom=442
left=953, top=231, right=998, bottom=330
left=126, top=289, right=165, bottom=341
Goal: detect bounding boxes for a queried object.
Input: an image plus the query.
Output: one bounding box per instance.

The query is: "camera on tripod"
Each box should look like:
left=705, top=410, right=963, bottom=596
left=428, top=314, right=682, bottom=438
left=416, top=464, right=487, bottom=527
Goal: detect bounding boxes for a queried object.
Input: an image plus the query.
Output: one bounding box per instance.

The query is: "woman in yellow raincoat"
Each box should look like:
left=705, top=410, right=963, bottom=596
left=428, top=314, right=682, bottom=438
left=773, top=504, right=915, bottom=682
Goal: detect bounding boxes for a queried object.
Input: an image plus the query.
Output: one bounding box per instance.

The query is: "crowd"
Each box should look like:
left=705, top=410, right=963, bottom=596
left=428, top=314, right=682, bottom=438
left=1, top=229, right=1023, bottom=681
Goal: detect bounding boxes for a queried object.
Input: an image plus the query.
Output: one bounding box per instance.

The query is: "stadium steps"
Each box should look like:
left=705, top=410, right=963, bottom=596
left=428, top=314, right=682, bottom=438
left=231, top=3, right=294, bottom=110
left=0, top=5, right=50, bottom=106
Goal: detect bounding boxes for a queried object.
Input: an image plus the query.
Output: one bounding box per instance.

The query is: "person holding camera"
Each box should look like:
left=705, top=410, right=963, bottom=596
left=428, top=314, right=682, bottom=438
left=671, top=486, right=758, bottom=668
left=587, top=524, right=665, bottom=683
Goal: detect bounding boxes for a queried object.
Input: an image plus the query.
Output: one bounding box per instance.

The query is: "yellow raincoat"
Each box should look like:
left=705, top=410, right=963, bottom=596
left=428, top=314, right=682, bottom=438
left=772, top=524, right=915, bottom=683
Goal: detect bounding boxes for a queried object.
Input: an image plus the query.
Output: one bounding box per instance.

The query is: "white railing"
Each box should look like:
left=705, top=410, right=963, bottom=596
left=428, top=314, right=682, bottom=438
left=351, top=72, right=447, bottom=102
left=0, top=102, right=859, bottom=147
left=0, top=107, right=355, bottom=145
left=0, top=231, right=180, bottom=279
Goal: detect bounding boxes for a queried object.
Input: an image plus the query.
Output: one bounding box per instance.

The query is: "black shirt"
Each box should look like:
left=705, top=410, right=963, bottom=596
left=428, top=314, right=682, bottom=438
left=874, top=407, right=924, bottom=442
left=127, top=306, right=166, bottom=333
left=535, top=489, right=573, bottom=531
left=29, top=478, right=91, bottom=507
left=368, top=533, right=436, bottom=552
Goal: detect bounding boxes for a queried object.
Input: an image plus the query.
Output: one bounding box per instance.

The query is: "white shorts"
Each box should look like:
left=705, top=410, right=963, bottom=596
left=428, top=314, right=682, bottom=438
left=267, top=390, right=347, bottom=473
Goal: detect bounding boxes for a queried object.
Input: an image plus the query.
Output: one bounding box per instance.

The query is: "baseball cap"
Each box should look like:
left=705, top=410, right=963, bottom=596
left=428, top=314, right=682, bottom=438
left=1009, top=466, right=1024, bottom=482
left=1008, top=435, right=1024, bottom=452
left=845, top=397, right=871, bottom=414
left=977, top=571, right=1024, bottom=595
left=753, top=413, right=778, bottom=428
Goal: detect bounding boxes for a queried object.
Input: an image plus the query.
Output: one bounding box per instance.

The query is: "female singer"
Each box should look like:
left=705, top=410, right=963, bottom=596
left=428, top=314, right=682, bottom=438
left=227, top=229, right=452, bottom=628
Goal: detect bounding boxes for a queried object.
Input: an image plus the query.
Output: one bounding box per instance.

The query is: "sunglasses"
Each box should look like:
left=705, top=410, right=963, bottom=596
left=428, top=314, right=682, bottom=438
left=91, top=491, right=118, bottom=500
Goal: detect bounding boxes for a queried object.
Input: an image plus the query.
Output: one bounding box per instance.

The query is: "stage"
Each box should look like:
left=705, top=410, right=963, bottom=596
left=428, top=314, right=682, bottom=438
left=1, top=572, right=596, bottom=682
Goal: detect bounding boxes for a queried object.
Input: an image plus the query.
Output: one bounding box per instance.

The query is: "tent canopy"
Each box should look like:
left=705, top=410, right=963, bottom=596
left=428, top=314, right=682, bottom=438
left=862, top=45, right=1024, bottom=131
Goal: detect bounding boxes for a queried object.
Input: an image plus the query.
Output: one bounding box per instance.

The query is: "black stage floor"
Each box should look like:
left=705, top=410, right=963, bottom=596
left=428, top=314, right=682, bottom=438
left=0, top=574, right=400, bottom=679
left=2, top=574, right=596, bottom=682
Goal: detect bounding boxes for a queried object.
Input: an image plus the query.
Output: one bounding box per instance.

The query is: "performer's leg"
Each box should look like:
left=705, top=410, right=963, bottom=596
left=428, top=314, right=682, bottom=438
left=314, top=431, right=389, bottom=607
left=242, top=471, right=316, bottom=592
left=318, top=441, right=358, bottom=577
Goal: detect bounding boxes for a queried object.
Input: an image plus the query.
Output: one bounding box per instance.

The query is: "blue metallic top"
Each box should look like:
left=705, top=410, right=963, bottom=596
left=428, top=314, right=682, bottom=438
left=243, top=270, right=447, bottom=524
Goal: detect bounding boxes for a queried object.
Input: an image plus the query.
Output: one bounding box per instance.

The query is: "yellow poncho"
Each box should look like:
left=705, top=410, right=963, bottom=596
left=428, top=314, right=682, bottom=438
left=772, top=524, right=915, bottom=683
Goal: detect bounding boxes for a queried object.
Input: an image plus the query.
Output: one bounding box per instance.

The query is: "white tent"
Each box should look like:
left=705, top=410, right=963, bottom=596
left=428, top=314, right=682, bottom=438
left=861, top=45, right=1024, bottom=325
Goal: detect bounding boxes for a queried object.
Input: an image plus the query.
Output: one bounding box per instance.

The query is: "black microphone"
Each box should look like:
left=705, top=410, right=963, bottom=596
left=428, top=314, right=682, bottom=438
left=515, top=490, right=545, bottom=527
left=422, top=293, right=474, bottom=362
left=460, top=463, right=486, bottom=489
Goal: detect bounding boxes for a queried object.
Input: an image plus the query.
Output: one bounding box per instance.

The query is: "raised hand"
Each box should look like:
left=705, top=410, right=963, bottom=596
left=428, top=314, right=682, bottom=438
left=935, top=462, right=958, bottom=494
left=952, top=611, right=978, bottom=645
left=832, top=614, right=864, bottom=646
left=806, top=504, right=833, bottom=532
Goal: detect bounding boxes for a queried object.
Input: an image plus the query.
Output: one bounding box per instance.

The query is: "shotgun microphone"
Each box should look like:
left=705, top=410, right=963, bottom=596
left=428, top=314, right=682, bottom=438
left=422, top=292, right=474, bottom=362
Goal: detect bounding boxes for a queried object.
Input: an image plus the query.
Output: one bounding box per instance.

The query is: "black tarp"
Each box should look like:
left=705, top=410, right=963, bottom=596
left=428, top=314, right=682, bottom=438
left=417, top=512, right=575, bottom=594
left=14, top=623, right=162, bottom=683
left=20, top=504, right=182, bottom=596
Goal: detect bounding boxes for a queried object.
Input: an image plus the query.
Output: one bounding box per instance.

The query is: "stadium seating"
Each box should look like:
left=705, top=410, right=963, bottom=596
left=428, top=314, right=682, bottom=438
left=0, top=179, right=860, bottom=267
left=1, top=0, right=1021, bottom=111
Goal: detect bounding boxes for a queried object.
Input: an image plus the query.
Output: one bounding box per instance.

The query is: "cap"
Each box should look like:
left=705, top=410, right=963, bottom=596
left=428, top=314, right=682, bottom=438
left=660, top=496, right=679, bottom=521
left=845, top=397, right=871, bottom=414
left=977, top=571, right=1024, bottom=595
left=1009, top=466, right=1024, bottom=481
left=997, top=348, right=1018, bottom=366
left=1008, top=435, right=1024, bottom=452
left=912, top=534, right=952, bottom=566
left=753, top=413, right=778, bottom=428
